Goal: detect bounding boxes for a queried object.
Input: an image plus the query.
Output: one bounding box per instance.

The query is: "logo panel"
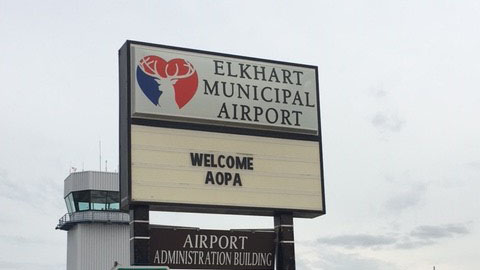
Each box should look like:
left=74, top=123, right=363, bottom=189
left=137, top=56, right=198, bottom=109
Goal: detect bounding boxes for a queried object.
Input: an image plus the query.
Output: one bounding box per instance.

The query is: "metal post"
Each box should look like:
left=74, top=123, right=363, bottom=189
left=274, top=213, right=295, bottom=270
left=129, top=205, right=150, bottom=265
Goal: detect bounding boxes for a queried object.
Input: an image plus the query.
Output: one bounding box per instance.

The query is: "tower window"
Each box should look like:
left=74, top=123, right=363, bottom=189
left=64, top=191, right=121, bottom=212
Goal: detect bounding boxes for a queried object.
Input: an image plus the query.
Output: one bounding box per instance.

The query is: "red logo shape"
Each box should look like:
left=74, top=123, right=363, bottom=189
left=138, top=56, right=198, bottom=109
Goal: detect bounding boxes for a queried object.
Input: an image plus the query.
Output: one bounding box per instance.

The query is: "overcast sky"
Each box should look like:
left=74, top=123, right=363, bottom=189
left=1, top=0, right=479, bottom=269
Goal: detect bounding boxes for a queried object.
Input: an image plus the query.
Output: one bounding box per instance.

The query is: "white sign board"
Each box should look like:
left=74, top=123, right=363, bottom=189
left=130, top=125, right=323, bottom=215
left=130, top=43, right=319, bottom=135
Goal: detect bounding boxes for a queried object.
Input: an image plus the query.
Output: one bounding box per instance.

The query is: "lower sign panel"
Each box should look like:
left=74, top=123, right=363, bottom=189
left=130, top=125, right=324, bottom=217
left=150, top=227, right=275, bottom=270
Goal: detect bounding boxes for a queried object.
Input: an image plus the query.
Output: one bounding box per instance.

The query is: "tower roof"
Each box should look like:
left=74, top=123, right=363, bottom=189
left=64, top=171, right=118, bottom=197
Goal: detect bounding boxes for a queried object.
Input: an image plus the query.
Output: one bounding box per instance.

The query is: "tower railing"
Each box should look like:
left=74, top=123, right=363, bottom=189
left=56, top=211, right=130, bottom=230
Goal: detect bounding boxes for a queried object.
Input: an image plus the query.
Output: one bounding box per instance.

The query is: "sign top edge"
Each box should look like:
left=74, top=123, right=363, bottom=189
left=123, top=40, right=319, bottom=70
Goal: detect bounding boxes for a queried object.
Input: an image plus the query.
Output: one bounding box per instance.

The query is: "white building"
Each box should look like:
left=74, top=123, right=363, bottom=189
left=56, top=171, right=130, bottom=270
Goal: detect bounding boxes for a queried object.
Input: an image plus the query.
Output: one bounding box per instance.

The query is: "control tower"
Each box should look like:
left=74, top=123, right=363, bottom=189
left=56, top=171, right=130, bottom=270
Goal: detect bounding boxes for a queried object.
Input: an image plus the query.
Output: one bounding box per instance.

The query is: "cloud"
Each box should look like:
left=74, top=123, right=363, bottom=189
left=0, top=234, right=63, bottom=246
left=371, top=111, right=405, bottom=133
left=370, top=88, right=387, bottom=99
left=410, top=224, right=469, bottom=240
left=0, top=261, right=64, bottom=270
left=313, top=223, right=470, bottom=251
left=317, top=234, right=396, bottom=249
left=0, top=171, right=23, bottom=202
left=394, top=238, right=435, bottom=249
left=0, top=170, right=63, bottom=213
left=394, top=224, right=469, bottom=249
left=367, top=86, right=405, bottom=134
left=465, top=162, right=480, bottom=170
left=384, top=183, right=426, bottom=212
left=298, top=244, right=400, bottom=270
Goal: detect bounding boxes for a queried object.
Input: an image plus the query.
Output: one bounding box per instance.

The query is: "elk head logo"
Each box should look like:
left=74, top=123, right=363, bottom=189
left=136, top=55, right=198, bottom=109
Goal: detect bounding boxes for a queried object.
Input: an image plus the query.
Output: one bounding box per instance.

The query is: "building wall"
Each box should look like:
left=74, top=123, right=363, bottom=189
left=66, top=226, right=79, bottom=269
left=67, top=223, right=129, bottom=270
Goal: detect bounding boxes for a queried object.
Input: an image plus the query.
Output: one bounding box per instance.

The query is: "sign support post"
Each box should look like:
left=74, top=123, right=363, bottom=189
left=274, top=213, right=295, bottom=270
left=130, top=205, right=150, bottom=265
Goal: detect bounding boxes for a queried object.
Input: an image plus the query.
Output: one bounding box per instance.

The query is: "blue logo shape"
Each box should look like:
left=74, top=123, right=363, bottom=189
left=136, top=66, right=162, bottom=106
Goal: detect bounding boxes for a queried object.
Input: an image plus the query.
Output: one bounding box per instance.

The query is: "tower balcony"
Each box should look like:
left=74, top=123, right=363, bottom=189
left=56, top=210, right=130, bottom=231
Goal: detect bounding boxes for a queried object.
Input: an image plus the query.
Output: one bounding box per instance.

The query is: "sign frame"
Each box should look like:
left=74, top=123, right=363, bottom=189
left=119, top=40, right=325, bottom=218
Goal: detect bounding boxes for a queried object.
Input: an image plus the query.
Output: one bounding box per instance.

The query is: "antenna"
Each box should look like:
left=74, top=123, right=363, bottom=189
left=99, top=140, right=102, bottom=172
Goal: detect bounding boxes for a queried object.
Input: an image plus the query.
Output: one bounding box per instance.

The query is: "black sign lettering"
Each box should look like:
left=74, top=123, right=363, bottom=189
left=191, top=153, right=253, bottom=170
left=191, top=153, right=204, bottom=166
left=204, top=80, right=220, bottom=96
left=233, top=174, right=242, bottom=186
left=191, top=153, right=252, bottom=187
left=213, top=60, right=225, bottom=76
left=239, top=63, right=252, bottom=79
